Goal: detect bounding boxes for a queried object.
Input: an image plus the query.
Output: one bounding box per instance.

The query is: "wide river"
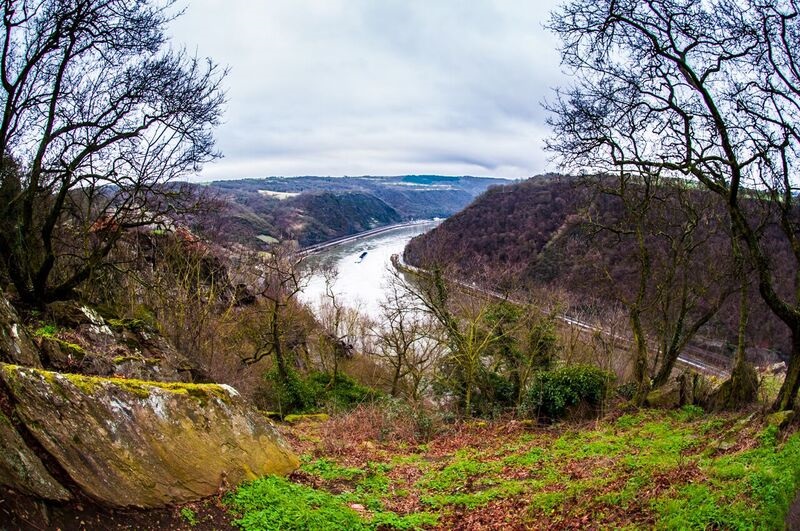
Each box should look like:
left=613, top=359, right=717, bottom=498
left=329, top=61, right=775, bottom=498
left=301, top=221, right=439, bottom=319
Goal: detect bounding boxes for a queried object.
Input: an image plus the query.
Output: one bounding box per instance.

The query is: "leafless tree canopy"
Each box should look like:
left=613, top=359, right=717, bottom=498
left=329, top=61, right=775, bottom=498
left=546, top=0, right=800, bottom=409
left=0, top=0, right=225, bottom=303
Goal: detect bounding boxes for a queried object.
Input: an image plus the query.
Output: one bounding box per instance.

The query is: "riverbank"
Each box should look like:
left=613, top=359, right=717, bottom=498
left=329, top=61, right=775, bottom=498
left=300, top=220, right=440, bottom=318
left=300, top=219, right=439, bottom=256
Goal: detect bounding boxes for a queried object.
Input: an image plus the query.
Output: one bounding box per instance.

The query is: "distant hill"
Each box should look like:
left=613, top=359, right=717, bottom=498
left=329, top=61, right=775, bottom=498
left=404, top=175, right=792, bottom=358
left=195, top=175, right=511, bottom=247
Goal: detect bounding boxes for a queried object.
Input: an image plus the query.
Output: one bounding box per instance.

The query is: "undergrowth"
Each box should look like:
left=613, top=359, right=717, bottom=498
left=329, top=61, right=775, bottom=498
left=227, top=405, right=800, bottom=529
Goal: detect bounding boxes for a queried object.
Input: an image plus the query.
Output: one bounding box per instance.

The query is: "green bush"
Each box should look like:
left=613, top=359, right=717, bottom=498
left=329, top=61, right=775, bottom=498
left=305, top=372, right=379, bottom=411
left=265, top=369, right=379, bottom=416
left=265, top=368, right=317, bottom=415
left=520, top=365, right=614, bottom=421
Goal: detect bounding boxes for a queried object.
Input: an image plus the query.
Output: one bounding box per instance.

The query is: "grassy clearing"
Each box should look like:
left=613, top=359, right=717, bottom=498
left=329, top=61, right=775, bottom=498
left=225, top=406, right=800, bottom=530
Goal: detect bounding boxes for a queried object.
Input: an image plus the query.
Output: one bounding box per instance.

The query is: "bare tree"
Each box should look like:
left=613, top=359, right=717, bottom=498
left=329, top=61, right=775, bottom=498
left=582, top=174, right=736, bottom=404
left=547, top=0, right=800, bottom=410
left=239, top=244, right=310, bottom=383
left=0, top=0, right=225, bottom=305
left=391, top=265, right=505, bottom=417
left=369, top=270, right=443, bottom=400
left=315, top=266, right=362, bottom=385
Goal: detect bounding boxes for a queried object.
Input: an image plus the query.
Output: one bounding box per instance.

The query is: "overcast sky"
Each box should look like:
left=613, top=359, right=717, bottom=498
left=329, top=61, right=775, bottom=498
left=169, top=1, right=566, bottom=180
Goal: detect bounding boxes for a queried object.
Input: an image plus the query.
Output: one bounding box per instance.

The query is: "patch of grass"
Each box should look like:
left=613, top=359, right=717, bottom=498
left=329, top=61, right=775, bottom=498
left=528, top=489, right=568, bottom=514
left=179, top=507, right=198, bottom=527
left=226, top=475, right=436, bottom=530
left=416, top=450, right=500, bottom=492
left=421, top=482, right=527, bottom=509
left=672, top=404, right=705, bottom=422
left=502, top=445, right=548, bottom=468
left=225, top=476, right=367, bottom=531
left=653, top=483, right=754, bottom=530
left=651, top=427, right=800, bottom=529
left=270, top=407, right=800, bottom=529
left=301, top=457, right=364, bottom=481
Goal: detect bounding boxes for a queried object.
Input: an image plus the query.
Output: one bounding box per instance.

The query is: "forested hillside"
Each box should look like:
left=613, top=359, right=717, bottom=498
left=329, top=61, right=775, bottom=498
left=198, top=175, right=509, bottom=247
left=405, top=175, right=791, bottom=360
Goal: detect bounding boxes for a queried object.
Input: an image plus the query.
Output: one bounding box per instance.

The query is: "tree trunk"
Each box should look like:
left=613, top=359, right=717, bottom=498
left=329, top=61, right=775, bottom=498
left=464, top=384, right=473, bottom=419
left=631, top=311, right=650, bottom=406
left=709, top=237, right=758, bottom=411
left=652, top=347, right=677, bottom=389
left=390, top=361, right=402, bottom=397
left=774, top=328, right=800, bottom=411
left=271, top=305, right=288, bottom=384
left=726, top=277, right=758, bottom=408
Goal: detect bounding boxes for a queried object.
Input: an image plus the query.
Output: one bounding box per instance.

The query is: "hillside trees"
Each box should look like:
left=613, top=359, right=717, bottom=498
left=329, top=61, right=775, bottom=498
left=239, top=243, right=313, bottom=410
left=0, top=0, right=224, bottom=305
left=369, top=272, right=443, bottom=400
left=586, top=174, right=738, bottom=404
left=547, top=0, right=800, bottom=410
left=393, top=266, right=561, bottom=417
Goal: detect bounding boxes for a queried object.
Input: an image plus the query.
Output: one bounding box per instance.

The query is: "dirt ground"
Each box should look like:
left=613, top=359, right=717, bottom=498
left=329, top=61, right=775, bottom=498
left=0, top=488, right=234, bottom=531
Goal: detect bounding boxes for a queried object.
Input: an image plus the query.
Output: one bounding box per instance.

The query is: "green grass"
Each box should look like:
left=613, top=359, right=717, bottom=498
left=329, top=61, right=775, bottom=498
left=300, top=457, right=364, bottom=481
left=227, top=407, right=800, bottom=529
left=225, top=476, right=367, bottom=531
left=225, top=468, right=437, bottom=531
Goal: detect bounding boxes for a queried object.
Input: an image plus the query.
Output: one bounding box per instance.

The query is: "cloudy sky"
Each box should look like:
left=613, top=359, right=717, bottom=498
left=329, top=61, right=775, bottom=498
left=169, top=1, right=566, bottom=180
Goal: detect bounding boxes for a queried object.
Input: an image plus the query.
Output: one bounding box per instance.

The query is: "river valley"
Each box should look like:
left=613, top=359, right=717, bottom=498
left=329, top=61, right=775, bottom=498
left=300, top=220, right=440, bottom=319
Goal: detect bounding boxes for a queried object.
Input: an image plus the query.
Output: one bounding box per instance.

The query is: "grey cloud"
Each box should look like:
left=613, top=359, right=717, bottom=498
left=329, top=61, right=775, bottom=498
left=169, top=0, right=565, bottom=180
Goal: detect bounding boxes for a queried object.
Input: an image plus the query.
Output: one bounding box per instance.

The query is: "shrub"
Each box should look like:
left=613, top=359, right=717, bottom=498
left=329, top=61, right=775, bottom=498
left=264, top=370, right=380, bottom=416
left=520, top=365, right=614, bottom=421
left=319, top=398, right=444, bottom=455
left=265, top=368, right=317, bottom=415
left=305, top=372, right=380, bottom=412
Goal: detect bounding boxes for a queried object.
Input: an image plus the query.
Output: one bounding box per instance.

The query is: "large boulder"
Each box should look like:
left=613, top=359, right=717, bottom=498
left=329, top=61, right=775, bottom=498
left=0, top=292, right=41, bottom=367
left=0, top=364, right=299, bottom=508
left=0, top=411, right=70, bottom=501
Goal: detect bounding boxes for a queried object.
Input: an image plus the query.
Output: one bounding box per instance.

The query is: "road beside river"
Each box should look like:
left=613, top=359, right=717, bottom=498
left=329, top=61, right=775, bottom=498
left=300, top=220, right=440, bottom=319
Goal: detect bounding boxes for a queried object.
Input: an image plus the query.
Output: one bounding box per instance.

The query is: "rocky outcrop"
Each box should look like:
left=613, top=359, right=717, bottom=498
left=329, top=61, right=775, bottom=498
left=0, top=411, right=70, bottom=501
left=40, top=301, right=201, bottom=382
left=0, top=292, right=41, bottom=367
left=645, top=371, right=714, bottom=409
left=0, top=364, right=299, bottom=508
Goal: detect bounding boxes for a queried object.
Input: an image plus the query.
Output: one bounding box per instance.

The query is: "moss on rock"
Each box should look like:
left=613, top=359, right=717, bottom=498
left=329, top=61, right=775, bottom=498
left=0, top=364, right=299, bottom=508
left=0, top=410, right=71, bottom=501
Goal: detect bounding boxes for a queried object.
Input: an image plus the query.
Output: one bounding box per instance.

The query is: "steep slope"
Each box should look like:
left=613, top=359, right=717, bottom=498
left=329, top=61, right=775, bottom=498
left=404, top=175, right=791, bottom=358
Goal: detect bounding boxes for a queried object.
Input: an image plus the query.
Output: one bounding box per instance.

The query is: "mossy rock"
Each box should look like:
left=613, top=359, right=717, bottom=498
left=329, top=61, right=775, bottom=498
left=38, top=336, right=85, bottom=370
left=44, top=301, right=92, bottom=328
left=766, top=410, right=795, bottom=430
left=645, top=385, right=681, bottom=409
left=0, top=364, right=299, bottom=508
left=0, top=291, right=41, bottom=367
left=283, top=413, right=330, bottom=424
left=106, top=318, right=151, bottom=333
left=0, top=411, right=70, bottom=500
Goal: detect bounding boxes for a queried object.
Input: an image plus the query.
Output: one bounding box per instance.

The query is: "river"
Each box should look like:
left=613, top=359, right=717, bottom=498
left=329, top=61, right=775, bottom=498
left=301, top=220, right=440, bottom=319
